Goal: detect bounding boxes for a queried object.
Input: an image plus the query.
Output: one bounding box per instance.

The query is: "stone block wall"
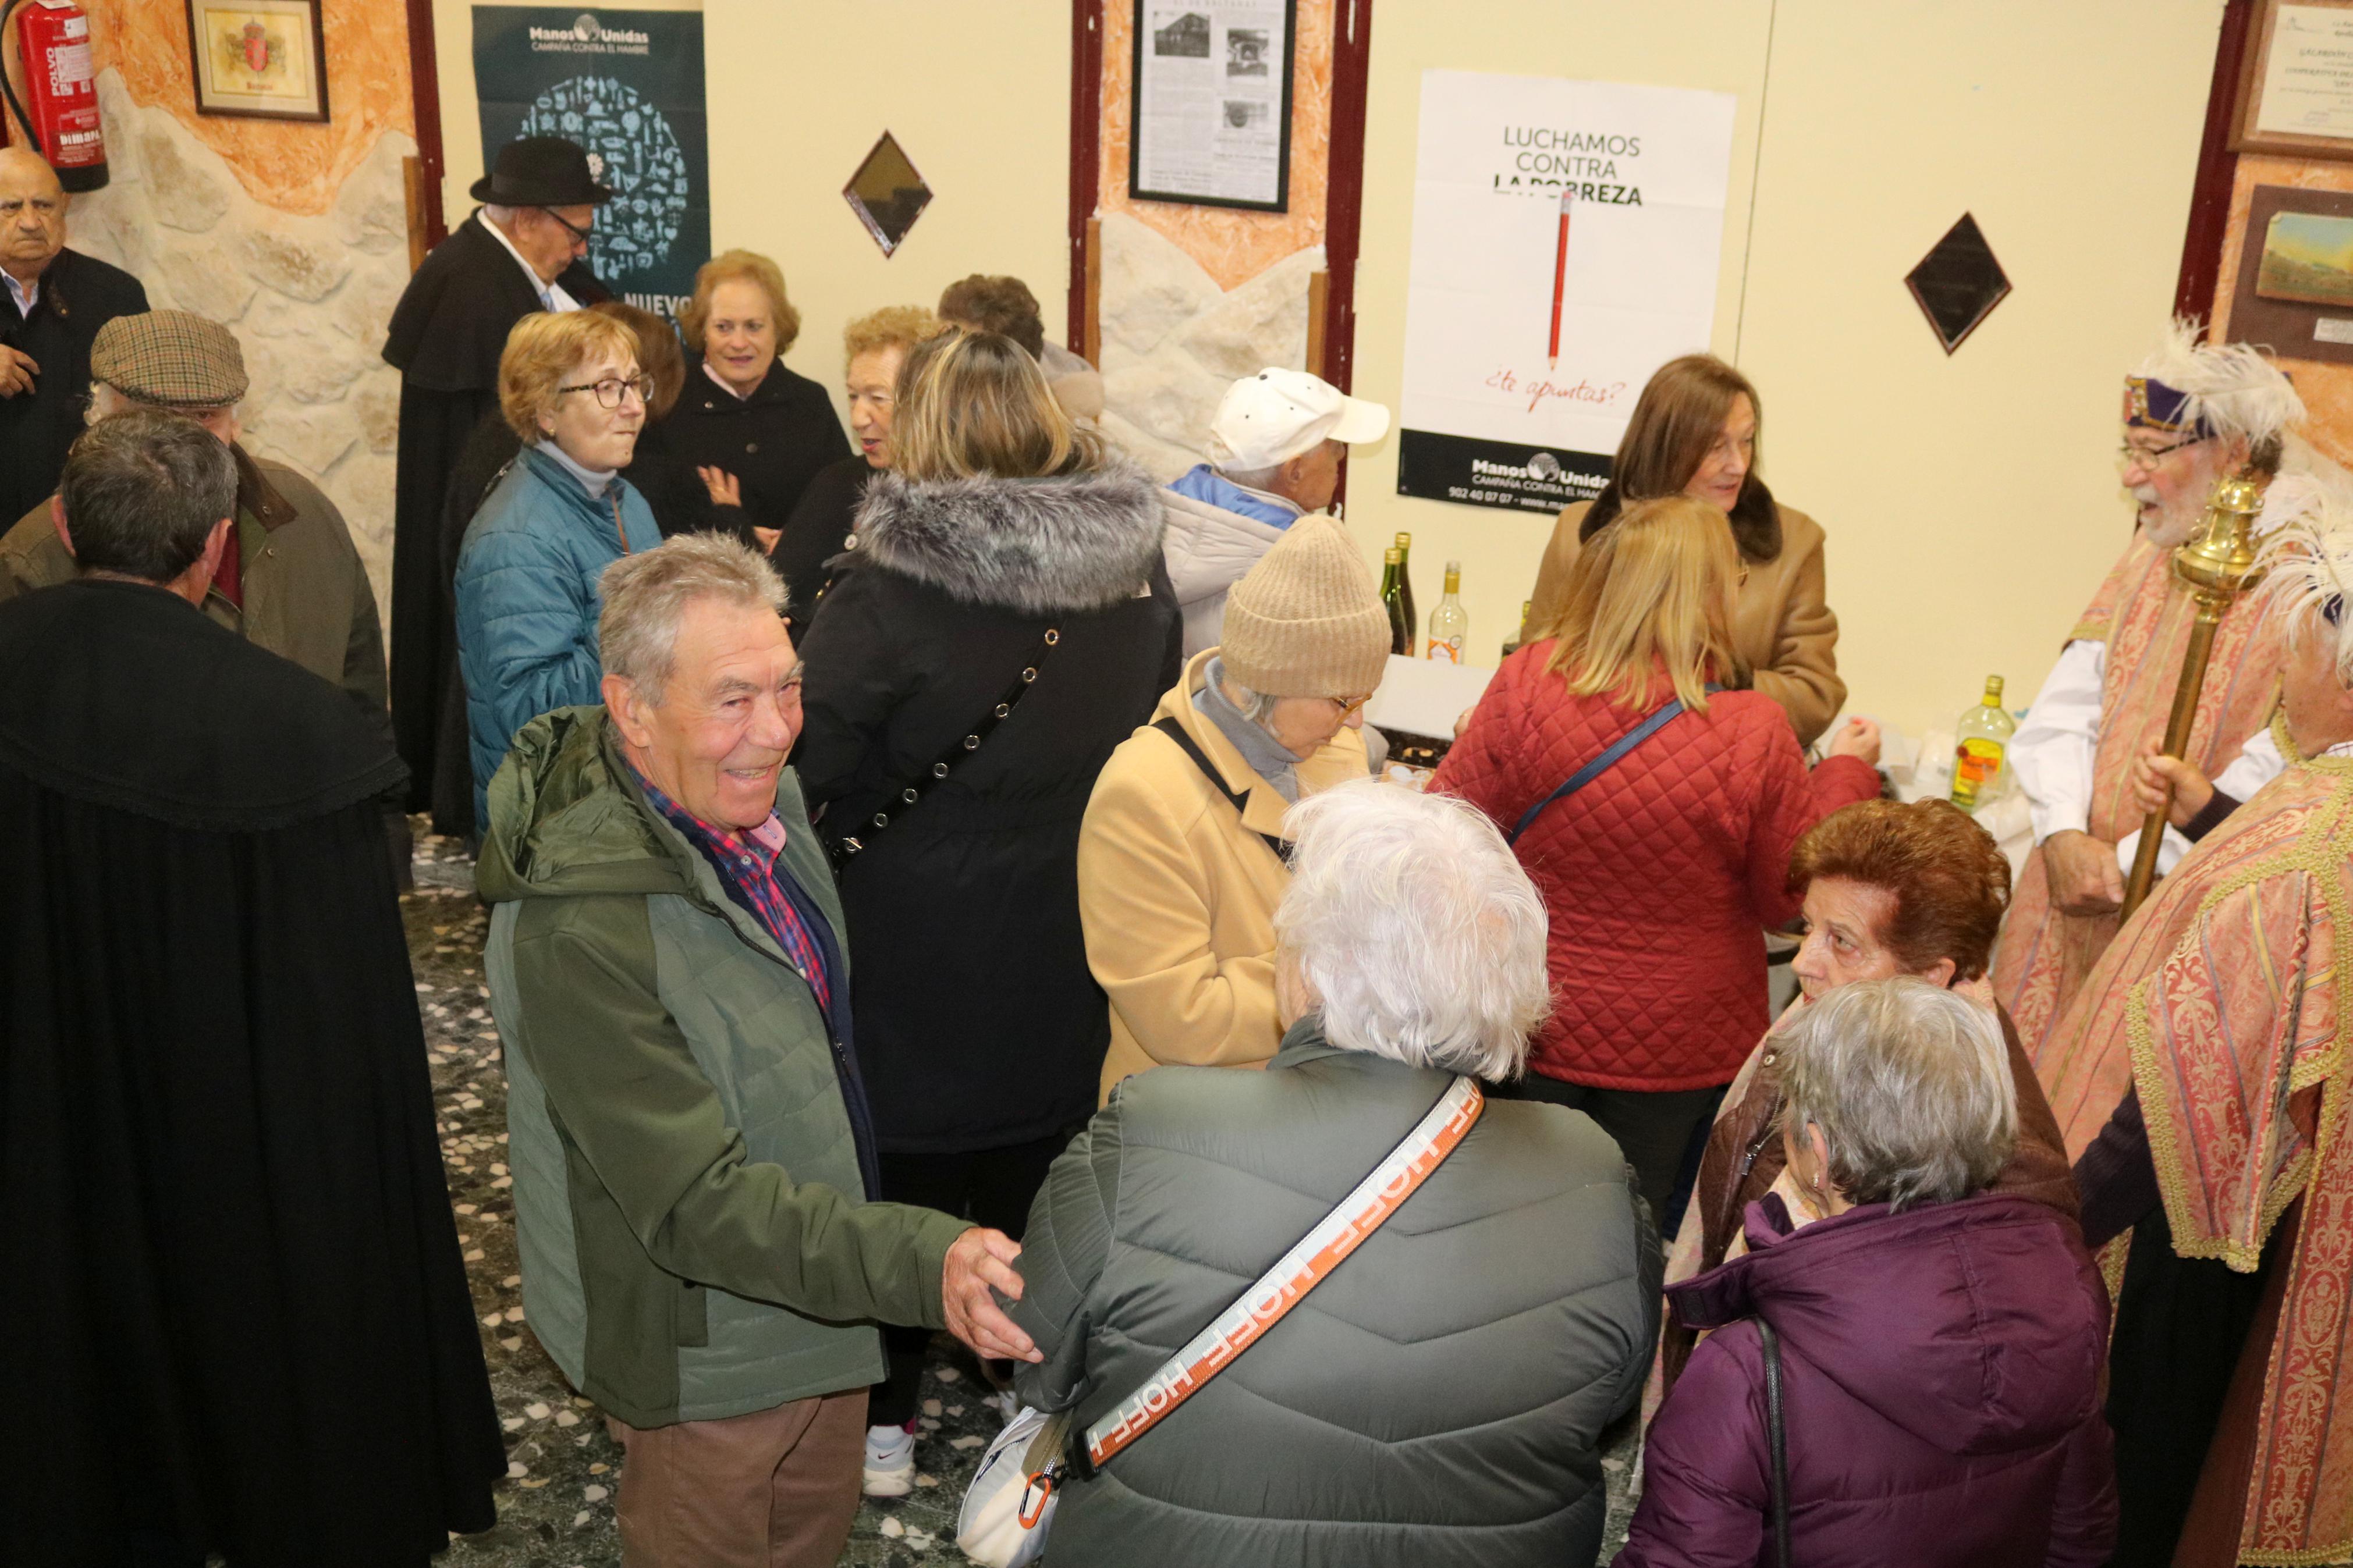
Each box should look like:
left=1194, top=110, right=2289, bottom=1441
left=65, top=68, right=413, bottom=627
left=1098, top=212, right=1322, bottom=479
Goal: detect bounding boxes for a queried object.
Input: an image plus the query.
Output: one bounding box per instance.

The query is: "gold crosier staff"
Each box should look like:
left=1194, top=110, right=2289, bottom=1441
left=2118, top=471, right=2267, bottom=920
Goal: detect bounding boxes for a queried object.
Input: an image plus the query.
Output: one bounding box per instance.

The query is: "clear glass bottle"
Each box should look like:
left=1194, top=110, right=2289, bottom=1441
left=1392, top=532, right=1418, bottom=643
left=1379, top=547, right=1410, bottom=656
left=1949, top=674, right=2017, bottom=810
left=1425, top=561, right=1470, bottom=663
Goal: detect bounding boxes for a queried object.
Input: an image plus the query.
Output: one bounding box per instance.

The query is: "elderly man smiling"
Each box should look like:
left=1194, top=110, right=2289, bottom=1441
left=476, top=534, right=1035, bottom=1568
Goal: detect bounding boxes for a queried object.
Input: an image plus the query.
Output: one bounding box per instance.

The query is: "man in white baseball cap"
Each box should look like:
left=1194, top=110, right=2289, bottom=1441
left=1160, top=367, right=1391, bottom=659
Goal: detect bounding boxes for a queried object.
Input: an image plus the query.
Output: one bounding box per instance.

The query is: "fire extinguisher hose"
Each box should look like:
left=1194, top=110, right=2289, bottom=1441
left=0, top=0, right=47, bottom=159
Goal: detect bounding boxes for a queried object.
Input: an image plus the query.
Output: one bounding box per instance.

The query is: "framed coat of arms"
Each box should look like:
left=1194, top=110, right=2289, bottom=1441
left=186, top=0, right=329, bottom=123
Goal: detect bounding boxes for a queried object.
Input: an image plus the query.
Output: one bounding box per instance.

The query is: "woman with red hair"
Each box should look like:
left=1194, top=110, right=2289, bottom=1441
left=1657, top=797, right=2081, bottom=1398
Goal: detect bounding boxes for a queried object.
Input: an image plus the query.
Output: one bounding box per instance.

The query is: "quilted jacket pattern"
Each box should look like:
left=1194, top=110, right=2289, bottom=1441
left=1431, top=644, right=1878, bottom=1090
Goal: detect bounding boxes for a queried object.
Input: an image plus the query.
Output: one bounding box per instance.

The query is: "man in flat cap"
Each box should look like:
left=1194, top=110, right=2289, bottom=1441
left=0, top=147, right=148, bottom=526
left=0, top=309, right=406, bottom=878
left=383, top=136, right=612, bottom=834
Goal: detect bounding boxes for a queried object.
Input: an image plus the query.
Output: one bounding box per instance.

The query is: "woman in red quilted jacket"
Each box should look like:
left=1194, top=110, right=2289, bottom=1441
left=1431, top=496, right=1879, bottom=1229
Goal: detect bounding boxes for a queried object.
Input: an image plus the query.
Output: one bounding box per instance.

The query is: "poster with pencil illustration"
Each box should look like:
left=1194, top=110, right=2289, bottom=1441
left=1396, top=70, right=1735, bottom=515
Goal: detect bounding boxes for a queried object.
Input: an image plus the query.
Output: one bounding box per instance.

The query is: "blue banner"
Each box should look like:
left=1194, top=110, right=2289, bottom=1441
left=472, top=8, right=709, bottom=326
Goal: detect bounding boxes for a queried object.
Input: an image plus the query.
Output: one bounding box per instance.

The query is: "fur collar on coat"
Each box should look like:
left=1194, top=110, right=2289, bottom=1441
left=1578, top=474, right=1784, bottom=564
left=851, top=461, right=1165, bottom=617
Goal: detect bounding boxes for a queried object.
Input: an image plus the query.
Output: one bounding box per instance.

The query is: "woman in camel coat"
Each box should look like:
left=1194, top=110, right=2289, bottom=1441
left=1526, top=354, right=1844, bottom=746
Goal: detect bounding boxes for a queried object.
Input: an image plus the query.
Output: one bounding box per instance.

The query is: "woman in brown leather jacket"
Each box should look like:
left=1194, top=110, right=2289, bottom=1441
left=1655, top=797, right=2083, bottom=1398
left=1526, top=355, right=1845, bottom=746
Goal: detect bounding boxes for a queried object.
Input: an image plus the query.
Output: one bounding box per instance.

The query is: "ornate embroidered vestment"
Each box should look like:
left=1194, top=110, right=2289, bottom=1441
left=2040, top=721, right=2353, bottom=1564
left=1997, top=532, right=2284, bottom=1066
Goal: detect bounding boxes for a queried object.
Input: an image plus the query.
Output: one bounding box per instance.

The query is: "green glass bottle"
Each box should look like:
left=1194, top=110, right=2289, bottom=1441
left=1393, top=532, right=1418, bottom=646
left=1379, top=547, right=1410, bottom=656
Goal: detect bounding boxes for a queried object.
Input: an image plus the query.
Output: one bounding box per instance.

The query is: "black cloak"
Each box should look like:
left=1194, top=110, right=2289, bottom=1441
left=382, top=211, right=604, bottom=826
left=0, top=580, right=504, bottom=1566
left=0, top=247, right=148, bottom=525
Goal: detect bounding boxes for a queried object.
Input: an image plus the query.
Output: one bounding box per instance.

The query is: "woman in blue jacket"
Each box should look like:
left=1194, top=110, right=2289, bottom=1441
left=456, top=310, right=661, bottom=825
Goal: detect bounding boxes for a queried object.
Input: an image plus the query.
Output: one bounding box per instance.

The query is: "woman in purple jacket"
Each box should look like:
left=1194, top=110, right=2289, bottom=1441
left=1620, top=977, right=2115, bottom=1568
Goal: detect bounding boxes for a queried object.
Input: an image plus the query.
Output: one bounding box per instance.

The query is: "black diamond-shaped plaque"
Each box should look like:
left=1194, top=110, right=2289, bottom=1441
left=844, top=131, right=932, bottom=258
left=1905, top=214, right=2011, bottom=354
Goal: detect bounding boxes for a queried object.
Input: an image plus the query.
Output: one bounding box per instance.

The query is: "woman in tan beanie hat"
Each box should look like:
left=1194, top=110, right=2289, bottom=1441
left=1077, top=515, right=1393, bottom=1096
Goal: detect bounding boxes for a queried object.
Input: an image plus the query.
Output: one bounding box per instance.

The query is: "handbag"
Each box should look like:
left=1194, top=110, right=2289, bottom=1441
left=823, top=623, right=1061, bottom=873
left=1758, top=1315, right=1793, bottom=1568
left=1506, top=685, right=1720, bottom=847
left=955, top=1074, right=1487, bottom=1567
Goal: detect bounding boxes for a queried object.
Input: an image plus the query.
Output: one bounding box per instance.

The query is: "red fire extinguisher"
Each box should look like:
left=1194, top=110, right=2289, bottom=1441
left=0, top=0, right=109, bottom=193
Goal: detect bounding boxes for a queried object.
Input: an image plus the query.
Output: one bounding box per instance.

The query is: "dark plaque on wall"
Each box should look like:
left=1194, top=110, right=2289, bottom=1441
left=1905, top=214, right=2012, bottom=355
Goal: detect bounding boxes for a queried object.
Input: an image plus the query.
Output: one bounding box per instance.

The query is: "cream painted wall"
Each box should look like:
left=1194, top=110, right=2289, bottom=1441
left=700, top=0, right=1071, bottom=429
left=1343, top=0, right=2223, bottom=741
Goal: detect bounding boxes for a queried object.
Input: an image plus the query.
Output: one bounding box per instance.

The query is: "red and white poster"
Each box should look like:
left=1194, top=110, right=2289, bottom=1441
left=1397, top=70, right=1736, bottom=514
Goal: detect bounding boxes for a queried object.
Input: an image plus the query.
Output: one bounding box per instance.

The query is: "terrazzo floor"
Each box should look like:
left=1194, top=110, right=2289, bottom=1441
left=402, top=824, right=1639, bottom=1566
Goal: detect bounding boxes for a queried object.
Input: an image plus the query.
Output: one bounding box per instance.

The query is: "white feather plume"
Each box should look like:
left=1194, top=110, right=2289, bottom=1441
left=2135, top=317, right=2305, bottom=447
left=2258, top=478, right=2353, bottom=681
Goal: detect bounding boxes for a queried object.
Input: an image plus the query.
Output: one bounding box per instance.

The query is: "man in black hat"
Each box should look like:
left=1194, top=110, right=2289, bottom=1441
left=382, top=136, right=611, bottom=831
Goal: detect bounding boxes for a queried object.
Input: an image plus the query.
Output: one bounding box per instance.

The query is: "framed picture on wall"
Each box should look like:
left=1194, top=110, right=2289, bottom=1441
left=2227, top=184, right=2353, bottom=365
left=1129, top=0, right=1295, bottom=212
left=186, top=0, right=329, bottom=123
left=2233, top=0, right=2353, bottom=161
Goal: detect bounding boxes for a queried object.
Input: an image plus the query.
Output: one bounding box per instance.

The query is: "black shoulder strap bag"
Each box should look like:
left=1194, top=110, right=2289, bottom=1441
left=824, top=624, right=1062, bottom=873
left=1151, top=717, right=1290, bottom=863
left=1758, top=1315, right=1793, bottom=1567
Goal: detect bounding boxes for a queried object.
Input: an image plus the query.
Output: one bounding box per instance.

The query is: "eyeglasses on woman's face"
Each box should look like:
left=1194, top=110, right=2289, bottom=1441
left=559, top=374, right=655, bottom=410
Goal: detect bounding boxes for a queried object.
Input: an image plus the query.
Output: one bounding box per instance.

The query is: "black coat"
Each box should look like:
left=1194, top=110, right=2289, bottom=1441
left=776, top=451, right=874, bottom=630
left=0, top=247, right=147, bottom=525
left=382, top=212, right=603, bottom=822
left=662, top=354, right=849, bottom=549
left=794, top=463, right=1177, bottom=1153
left=0, top=581, right=502, bottom=1565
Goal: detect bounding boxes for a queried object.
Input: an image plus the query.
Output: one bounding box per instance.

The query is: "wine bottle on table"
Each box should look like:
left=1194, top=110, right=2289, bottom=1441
left=1500, top=599, right=1535, bottom=660
left=1949, top=674, right=2016, bottom=810
left=1379, top=548, right=1410, bottom=656
left=1425, top=561, right=1469, bottom=663
left=1393, top=532, right=1418, bottom=643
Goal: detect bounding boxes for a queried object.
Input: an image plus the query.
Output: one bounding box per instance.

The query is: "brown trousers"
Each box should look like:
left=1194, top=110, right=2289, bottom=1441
left=607, top=1388, right=865, bottom=1568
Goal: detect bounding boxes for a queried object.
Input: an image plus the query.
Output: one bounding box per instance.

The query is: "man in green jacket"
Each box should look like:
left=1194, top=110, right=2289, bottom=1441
left=478, top=533, right=1035, bottom=1568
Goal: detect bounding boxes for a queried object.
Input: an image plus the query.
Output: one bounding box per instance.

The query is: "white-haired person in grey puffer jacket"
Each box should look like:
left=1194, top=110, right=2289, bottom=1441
left=1010, top=778, right=1659, bottom=1568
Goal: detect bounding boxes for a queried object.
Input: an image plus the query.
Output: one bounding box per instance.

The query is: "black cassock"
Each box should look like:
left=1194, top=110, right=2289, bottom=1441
left=0, top=580, right=503, bottom=1566
left=382, top=211, right=603, bottom=827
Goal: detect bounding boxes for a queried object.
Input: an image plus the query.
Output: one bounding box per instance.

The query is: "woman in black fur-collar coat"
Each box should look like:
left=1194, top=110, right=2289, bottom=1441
left=792, top=330, right=1178, bottom=1459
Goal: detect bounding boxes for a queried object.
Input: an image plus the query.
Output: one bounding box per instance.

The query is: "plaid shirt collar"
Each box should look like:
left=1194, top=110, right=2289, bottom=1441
left=631, top=767, right=832, bottom=1011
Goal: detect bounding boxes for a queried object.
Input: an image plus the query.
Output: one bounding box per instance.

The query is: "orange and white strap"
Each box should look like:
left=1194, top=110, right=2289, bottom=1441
left=1081, top=1075, right=1485, bottom=1471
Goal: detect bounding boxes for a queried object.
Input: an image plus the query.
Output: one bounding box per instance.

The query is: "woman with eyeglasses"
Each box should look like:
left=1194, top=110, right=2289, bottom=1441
left=1524, top=354, right=1847, bottom=748
left=454, top=310, right=661, bottom=828
left=1078, top=514, right=1392, bottom=1097
left=1434, top=496, right=1880, bottom=1233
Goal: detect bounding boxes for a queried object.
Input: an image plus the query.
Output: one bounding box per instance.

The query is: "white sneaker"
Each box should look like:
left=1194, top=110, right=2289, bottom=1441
left=863, top=1421, right=917, bottom=1497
